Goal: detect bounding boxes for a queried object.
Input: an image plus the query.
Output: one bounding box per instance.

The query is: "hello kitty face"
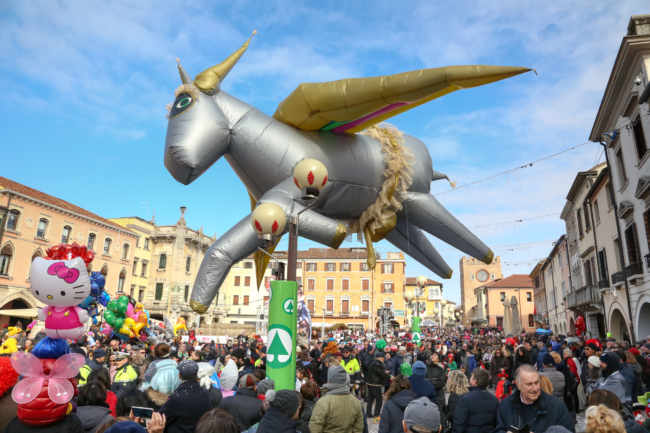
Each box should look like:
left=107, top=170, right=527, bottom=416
left=30, top=257, right=90, bottom=307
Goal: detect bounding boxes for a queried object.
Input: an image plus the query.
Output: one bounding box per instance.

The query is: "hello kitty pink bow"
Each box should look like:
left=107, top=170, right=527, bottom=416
left=47, top=261, right=80, bottom=283
left=10, top=352, right=85, bottom=404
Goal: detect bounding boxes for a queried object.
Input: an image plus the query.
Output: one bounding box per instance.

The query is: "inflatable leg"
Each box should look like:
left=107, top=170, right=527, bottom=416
left=402, top=192, right=493, bottom=264
left=385, top=215, right=452, bottom=278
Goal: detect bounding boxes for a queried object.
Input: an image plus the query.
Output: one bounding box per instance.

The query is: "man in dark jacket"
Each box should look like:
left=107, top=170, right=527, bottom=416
left=366, top=351, right=390, bottom=418
left=494, top=365, right=574, bottom=433
left=409, top=361, right=436, bottom=402
left=160, top=360, right=214, bottom=433
left=219, top=373, right=264, bottom=430
left=453, top=368, right=498, bottom=433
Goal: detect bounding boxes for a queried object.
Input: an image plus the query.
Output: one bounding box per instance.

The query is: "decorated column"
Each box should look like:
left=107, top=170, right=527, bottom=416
left=266, top=280, right=298, bottom=390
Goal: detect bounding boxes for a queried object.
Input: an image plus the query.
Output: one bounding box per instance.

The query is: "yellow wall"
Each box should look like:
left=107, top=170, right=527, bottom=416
left=110, top=217, right=154, bottom=301
left=459, top=256, right=503, bottom=326
left=302, top=252, right=406, bottom=330
left=486, top=288, right=536, bottom=332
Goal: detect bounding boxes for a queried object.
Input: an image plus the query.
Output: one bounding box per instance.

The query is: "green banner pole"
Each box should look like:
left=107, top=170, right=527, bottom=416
left=266, top=280, right=297, bottom=391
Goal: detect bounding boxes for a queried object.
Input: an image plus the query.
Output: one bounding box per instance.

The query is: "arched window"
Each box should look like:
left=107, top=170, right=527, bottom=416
left=61, top=225, right=72, bottom=243
left=159, top=253, right=167, bottom=270
left=5, top=210, right=20, bottom=231
left=117, top=269, right=126, bottom=292
left=528, top=314, right=534, bottom=327
left=103, top=238, right=112, bottom=254
left=36, top=218, right=48, bottom=239
left=87, top=233, right=96, bottom=250
left=0, top=244, right=13, bottom=276
left=122, top=243, right=129, bottom=260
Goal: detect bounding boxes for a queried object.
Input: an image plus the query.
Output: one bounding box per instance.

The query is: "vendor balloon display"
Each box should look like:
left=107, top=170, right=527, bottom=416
left=163, top=32, right=531, bottom=313
left=30, top=244, right=92, bottom=340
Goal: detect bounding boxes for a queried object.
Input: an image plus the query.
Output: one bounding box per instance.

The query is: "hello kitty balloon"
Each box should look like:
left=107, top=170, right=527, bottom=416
left=30, top=256, right=90, bottom=340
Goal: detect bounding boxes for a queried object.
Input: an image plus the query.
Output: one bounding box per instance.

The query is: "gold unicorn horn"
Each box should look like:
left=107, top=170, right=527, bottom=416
left=194, top=30, right=257, bottom=93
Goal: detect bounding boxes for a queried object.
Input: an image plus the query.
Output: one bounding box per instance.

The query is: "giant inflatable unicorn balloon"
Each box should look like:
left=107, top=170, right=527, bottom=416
left=164, top=32, right=531, bottom=313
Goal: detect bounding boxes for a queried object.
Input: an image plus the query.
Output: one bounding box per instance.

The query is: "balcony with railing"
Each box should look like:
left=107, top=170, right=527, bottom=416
left=612, top=271, right=626, bottom=285
left=626, top=262, right=643, bottom=278
left=598, top=278, right=610, bottom=289
left=567, top=285, right=602, bottom=311
left=646, top=254, right=650, bottom=269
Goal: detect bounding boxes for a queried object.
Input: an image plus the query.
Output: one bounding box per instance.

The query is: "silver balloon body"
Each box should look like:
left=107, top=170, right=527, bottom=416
left=165, top=85, right=493, bottom=312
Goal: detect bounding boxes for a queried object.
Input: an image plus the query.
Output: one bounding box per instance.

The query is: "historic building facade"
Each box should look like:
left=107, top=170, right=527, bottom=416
left=459, top=255, right=503, bottom=327
left=542, top=235, right=574, bottom=335
left=589, top=15, right=650, bottom=342
left=473, top=274, right=536, bottom=333
left=404, top=277, right=450, bottom=327
left=0, top=177, right=137, bottom=327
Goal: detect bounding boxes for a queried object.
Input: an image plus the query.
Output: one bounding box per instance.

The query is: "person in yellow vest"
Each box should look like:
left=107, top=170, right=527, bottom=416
left=111, top=351, right=139, bottom=398
left=78, top=348, right=107, bottom=386
left=340, top=347, right=361, bottom=380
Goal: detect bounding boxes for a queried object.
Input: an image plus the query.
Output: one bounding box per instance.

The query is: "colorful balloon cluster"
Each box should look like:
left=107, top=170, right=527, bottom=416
left=103, top=296, right=149, bottom=339
left=16, top=243, right=91, bottom=426
left=78, top=272, right=110, bottom=324
left=173, top=317, right=187, bottom=336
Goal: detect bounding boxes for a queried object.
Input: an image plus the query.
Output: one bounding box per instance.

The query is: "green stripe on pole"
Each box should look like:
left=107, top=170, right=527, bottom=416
left=267, top=280, right=298, bottom=391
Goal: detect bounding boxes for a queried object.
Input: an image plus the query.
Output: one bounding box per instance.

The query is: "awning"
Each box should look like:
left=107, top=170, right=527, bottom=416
left=0, top=308, right=39, bottom=318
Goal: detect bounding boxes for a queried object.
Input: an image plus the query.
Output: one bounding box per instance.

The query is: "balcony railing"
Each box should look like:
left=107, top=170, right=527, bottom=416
left=567, top=285, right=602, bottom=311
left=626, top=262, right=643, bottom=278
left=598, top=279, right=610, bottom=289
left=612, top=271, right=626, bottom=284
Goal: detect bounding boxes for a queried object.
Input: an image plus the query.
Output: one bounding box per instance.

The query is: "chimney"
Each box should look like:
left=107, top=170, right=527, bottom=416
left=628, top=15, right=650, bottom=36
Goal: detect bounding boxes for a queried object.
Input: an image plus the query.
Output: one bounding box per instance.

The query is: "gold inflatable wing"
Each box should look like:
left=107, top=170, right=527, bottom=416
left=273, top=65, right=531, bottom=133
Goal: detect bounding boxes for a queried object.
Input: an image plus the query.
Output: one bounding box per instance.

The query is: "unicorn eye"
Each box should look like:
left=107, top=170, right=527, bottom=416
left=60, top=290, right=66, bottom=296
left=170, top=92, right=194, bottom=116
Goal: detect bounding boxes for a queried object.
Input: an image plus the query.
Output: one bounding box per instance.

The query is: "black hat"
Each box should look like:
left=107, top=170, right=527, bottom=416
left=266, top=389, right=300, bottom=418
left=177, top=360, right=199, bottom=381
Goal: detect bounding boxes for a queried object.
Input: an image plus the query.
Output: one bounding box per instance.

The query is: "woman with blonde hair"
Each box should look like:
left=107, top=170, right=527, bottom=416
left=585, top=404, right=625, bottom=433
left=445, top=369, right=470, bottom=432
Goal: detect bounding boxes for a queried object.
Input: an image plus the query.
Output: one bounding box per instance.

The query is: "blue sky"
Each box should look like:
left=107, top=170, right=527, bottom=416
left=1, top=1, right=648, bottom=303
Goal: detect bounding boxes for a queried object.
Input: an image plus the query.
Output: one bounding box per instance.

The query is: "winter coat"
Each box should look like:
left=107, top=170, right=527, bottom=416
left=426, top=362, right=446, bottom=390
left=220, top=359, right=239, bottom=391
left=160, top=380, right=214, bottom=433
left=595, top=370, right=629, bottom=402
left=619, top=364, right=639, bottom=402
left=75, top=405, right=113, bottom=433
left=388, top=354, right=404, bottom=377
left=409, top=374, right=436, bottom=402
left=540, top=367, right=566, bottom=399
left=4, top=414, right=84, bottom=433
left=309, top=391, right=364, bottom=433
left=147, top=358, right=180, bottom=395
left=219, top=387, right=264, bottom=431
left=378, top=389, right=416, bottom=433
left=464, top=355, right=477, bottom=376
left=489, top=356, right=508, bottom=385
left=494, top=389, right=574, bottom=433
left=297, top=398, right=315, bottom=433
left=110, top=363, right=139, bottom=398
left=452, top=387, right=498, bottom=433
left=366, top=359, right=390, bottom=387
left=536, top=347, right=548, bottom=371
left=446, top=392, right=464, bottom=429
left=257, top=407, right=299, bottom=433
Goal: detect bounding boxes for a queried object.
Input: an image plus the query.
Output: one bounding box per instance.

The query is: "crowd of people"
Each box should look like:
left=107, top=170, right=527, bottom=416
left=0, top=323, right=649, bottom=433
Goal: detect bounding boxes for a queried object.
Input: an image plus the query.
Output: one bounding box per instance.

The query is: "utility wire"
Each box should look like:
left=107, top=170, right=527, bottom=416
left=434, top=141, right=591, bottom=196
left=470, top=213, right=559, bottom=229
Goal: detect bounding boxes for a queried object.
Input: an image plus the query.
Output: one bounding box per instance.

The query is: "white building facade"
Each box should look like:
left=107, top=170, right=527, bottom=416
left=590, top=15, right=650, bottom=342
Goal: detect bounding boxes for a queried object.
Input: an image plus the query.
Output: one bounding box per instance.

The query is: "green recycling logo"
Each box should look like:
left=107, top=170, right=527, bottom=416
left=282, top=298, right=295, bottom=314
left=267, top=324, right=293, bottom=368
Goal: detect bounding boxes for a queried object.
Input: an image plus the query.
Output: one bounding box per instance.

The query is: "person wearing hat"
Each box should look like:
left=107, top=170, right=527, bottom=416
left=111, top=351, right=139, bottom=398
left=79, top=347, right=107, bottom=386
left=218, top=373, right=264, bottom=431
left=410, top=361, right=436, bottom=402
left=340, top=347, right=361, bottom=382
left=595, top=352, right=628, bottom=403
left=310, top=365, right=363, bottom=433
left=160, top=359, right=214, bottom=433
left=402, top=397, right=442, bottom=433
left=366, top=351, right=390, bottom=418
left=257, top=389, right=302, bottom=433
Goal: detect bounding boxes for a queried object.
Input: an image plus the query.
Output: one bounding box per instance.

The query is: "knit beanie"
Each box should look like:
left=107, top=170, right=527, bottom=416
left=257, top=377, right=275, bottom=395
left=326, top=365, right=349, bottom=386
left=412, top=360, right=427, bottom=376
left=266, top=389, right=300, bottom=418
